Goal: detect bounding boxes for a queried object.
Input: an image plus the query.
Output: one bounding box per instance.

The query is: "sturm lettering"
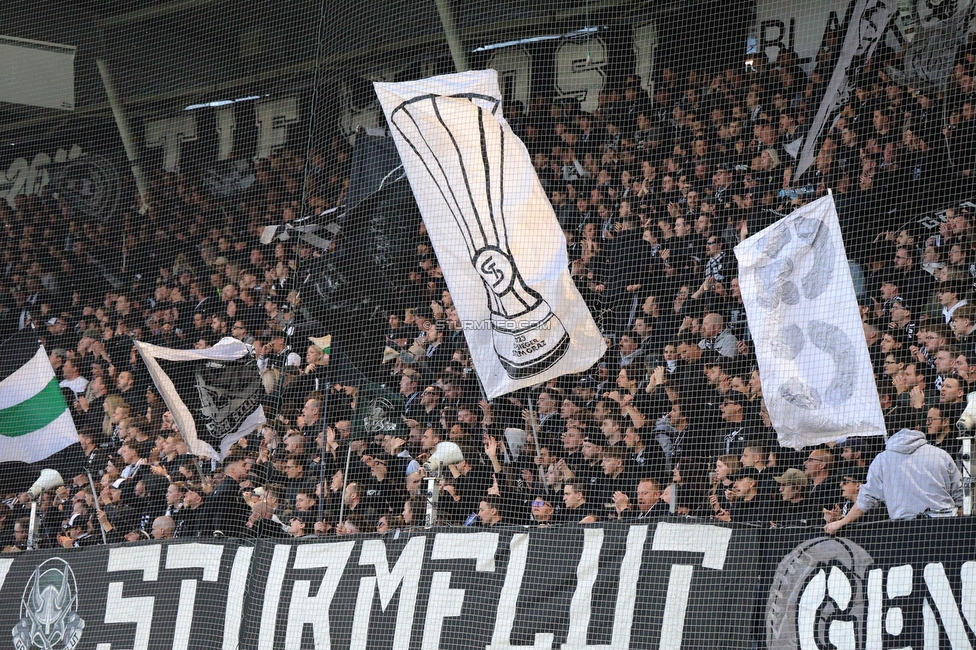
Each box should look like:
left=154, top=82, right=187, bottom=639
left=6, top=527, right=972, bottom=650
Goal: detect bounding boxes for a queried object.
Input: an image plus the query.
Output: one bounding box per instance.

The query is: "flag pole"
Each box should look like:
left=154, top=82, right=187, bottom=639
left=958, top=432, right=972, bottom=516
left=318, top=375, right=329, bottom=526
left=26, top=500, right=39, bottom=551
left=526, top=396, right=549, bottom=494
left=86, top=469, right=108, bottom=545
left=338, top=437, right=352, bottom=527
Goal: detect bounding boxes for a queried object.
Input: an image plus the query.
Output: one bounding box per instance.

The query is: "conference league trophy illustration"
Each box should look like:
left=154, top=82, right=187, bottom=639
left=377, top=72, right=605, bottom=397
left=386, top=90, right=570, bottom=379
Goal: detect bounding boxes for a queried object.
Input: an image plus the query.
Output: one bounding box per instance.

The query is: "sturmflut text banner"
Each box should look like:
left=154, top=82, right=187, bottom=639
left=0, top=520, right=973, bottom=650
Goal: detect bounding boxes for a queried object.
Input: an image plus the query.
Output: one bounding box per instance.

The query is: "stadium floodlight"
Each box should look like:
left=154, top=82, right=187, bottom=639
left=184, top=95, right=265, bottom=111
left=388, top=93, right=570, bottom=378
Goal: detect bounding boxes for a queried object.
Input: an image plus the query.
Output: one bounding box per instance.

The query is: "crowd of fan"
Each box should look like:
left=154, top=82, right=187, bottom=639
left=3, top=41, right=975, bottom=549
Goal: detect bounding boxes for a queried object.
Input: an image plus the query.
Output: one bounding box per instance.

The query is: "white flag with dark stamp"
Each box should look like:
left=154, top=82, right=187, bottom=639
left=734, top=196, right=886, bottom=448
left=135, top=337, right=265, bottom=459
left=374, top=71, right=606, bottom=398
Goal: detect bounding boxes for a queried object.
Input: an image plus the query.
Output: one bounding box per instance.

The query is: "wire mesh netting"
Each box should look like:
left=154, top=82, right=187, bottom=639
left=0, top=0, right=974, bottom=648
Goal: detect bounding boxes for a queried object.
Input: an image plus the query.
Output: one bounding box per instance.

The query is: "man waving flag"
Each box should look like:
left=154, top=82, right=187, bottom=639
left=0, top=328, right=77, bottom=462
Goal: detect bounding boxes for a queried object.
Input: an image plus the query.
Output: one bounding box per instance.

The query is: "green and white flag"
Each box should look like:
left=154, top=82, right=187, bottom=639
left=0, top=328, right=78, bottom=462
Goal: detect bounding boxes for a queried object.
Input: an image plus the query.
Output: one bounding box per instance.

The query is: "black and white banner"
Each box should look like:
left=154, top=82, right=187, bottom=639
left=242, top=522, right=758, bottom=650
left=374, top=71, right=606, bottom=399
left=887, top=0, right=976, bottom=91
left=795, top=0, right=897, bottom=179
left=0, top=540, right=247, bottom=650
left=0, top=522, right=760, bottom=650
left=0, top=520, right=973, bottom=650
left=135, top=337, right=265, bottom=459
left=763, top=519, right=976, bottom=650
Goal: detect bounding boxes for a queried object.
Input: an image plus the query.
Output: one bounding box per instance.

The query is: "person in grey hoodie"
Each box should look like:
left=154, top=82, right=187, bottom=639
left=824, top=428, right=963, bottom=534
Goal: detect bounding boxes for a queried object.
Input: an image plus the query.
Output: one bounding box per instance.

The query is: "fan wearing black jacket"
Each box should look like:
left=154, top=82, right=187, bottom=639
left=612, top=477, right=668, bottom=520
left=555, top=480, right=601, bottom=523
left=204, top=451, right=251, bottom=539
left=714, top=467, right=777, bottom=525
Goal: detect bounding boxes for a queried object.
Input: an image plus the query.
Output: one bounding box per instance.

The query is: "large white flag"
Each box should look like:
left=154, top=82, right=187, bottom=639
left=795, top=0, right=896, bottom=179
left=734, top=196, right=885, bottom=449
left=375, top=71, right=605, bottom=398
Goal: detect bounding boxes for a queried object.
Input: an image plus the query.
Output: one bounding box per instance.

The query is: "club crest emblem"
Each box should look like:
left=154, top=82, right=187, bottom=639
left=195, top=358, right=263, bottom=440
left=363, top=396, right=398, bottom=433
left=12, top=558, right=85, bottom=650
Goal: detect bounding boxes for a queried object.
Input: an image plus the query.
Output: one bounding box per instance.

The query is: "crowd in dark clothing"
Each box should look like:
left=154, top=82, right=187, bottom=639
left=6, top=40, right=976, bottom=549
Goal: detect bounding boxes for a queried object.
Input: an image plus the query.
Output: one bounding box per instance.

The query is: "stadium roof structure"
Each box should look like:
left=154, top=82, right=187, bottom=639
left=0, top=0, right=673, bottom=139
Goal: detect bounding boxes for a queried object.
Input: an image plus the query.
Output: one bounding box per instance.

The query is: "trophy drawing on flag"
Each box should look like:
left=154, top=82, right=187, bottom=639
left=389, top=93, right=570, bottom=378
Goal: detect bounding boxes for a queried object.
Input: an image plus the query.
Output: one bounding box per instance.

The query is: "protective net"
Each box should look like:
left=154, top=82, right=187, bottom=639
left=0, top=0, right=974, bottom=648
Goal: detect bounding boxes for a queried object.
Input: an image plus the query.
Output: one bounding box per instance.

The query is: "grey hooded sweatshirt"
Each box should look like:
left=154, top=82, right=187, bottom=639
left=856, top=428, right=963, bottom=520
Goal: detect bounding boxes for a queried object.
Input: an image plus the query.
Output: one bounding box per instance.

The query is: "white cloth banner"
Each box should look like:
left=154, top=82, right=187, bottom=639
left=375, top=71, right=606, bottom=398
left=734, top=196, right=886, bottom=448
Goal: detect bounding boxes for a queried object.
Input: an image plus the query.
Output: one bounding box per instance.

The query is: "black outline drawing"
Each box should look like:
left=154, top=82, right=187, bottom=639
left=194, top=357, right=264, bottom=441
left=389, top=92, right=570, bottom=378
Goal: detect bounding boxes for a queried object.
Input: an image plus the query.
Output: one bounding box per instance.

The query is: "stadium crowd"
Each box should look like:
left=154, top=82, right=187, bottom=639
left=0, top=41, right=971, bottom=549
